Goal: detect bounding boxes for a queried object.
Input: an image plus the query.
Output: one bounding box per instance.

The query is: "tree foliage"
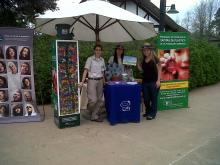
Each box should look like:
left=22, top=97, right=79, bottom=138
left=181, top=0, right=220, bottom=39
left=211, top=8, right=220, bottom=37
left=33, top=34, right=56, bottom=104
left=0, top=0, right=58, bottom=27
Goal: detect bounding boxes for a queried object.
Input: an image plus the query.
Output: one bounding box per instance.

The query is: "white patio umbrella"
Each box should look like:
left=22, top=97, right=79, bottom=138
left=35, top=0, right=156, bottom=43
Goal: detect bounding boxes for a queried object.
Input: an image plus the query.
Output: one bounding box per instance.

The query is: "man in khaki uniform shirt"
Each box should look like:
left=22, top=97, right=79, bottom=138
left=80, top=44, right=106, bottom=122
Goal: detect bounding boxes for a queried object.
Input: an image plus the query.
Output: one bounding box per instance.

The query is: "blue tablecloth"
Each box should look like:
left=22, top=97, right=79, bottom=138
left=104, top=82, right=141, bottom=125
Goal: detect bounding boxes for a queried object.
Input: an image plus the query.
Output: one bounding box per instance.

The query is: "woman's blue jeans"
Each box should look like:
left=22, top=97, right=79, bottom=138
left=142, top=82, right=159, bottom=118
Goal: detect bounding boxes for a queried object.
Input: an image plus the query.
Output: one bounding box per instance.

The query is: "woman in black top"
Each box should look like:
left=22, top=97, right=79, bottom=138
left=137, top=43, right=161, bottom=120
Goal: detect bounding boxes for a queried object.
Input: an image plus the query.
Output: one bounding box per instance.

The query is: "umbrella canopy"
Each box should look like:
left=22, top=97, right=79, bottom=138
left=35, top=0, right=156, bottom=43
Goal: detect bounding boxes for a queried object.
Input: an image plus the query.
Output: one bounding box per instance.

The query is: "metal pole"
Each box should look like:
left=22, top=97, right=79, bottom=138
left=95, top=14, right=100, bottom=44
left=159, top=0, right=166, bottom=32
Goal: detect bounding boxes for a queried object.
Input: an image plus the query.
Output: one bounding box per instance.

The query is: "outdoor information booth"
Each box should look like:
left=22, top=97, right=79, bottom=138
left=51, top=40, right=80, bottom=128
left=104, top=82, right=141, bottom=125
left=104, top=55, right=141, bottom=125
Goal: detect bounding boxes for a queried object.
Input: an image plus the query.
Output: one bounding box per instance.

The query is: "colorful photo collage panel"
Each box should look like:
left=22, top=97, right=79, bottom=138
left=57, top=41, right=79, bottom=115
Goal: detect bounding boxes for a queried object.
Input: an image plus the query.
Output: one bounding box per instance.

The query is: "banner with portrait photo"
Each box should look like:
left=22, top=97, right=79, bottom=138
left=0, top=27, right=40, bottom=123
left=157, top=32, right=189, bottom=110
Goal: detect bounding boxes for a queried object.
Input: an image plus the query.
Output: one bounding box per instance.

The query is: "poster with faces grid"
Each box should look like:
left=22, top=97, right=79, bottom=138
left=0, top=27, right=40, bottom=123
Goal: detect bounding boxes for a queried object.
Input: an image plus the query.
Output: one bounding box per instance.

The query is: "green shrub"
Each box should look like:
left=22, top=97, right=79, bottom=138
left=33, top=34, right=56, bottom=104
left=189, top=39, right=220, bottom=89
left=33, top=35, right=220, bottom=104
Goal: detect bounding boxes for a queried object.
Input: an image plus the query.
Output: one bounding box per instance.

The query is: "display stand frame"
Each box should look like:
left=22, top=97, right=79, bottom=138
left=51, top=40, right=80, bottom=128
left=0, top=27, right=41, bottom=123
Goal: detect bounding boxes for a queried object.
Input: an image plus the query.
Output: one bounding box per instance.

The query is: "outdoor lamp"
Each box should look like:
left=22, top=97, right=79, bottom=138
left=159, top=0, right=179, bottom=32
left=167, top=4, right=179, bottom=14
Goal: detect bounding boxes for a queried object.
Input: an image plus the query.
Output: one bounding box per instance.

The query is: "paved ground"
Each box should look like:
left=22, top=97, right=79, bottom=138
left=0, top=83, right=220, bottom=165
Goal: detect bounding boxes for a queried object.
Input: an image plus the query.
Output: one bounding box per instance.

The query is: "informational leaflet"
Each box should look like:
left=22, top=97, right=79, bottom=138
left=123, top=55, right=137, bottom=66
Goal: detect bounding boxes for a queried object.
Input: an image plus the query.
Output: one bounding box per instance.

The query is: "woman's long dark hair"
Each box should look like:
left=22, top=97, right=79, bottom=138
left=6, top=46, right=17, bottom=59
left=19, top=47, right=30, bottom=60
left=0, top=47, right=4, bottom=59
left=0, top=61, right=6, bottom=73
left=113, top=46, right=124, bottom=64
left=22, top=77, right=31, bottom=89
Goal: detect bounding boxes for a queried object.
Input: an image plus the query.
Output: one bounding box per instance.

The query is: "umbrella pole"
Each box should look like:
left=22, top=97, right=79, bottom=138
left=95, top=14, right=100, bottom=45
left=95, top=30, right=100, bottom=44
left=96, top=35, right=100, bottom=45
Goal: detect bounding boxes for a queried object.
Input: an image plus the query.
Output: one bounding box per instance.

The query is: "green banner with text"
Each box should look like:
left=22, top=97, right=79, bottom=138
left=157, top=32, right=189, bottom=110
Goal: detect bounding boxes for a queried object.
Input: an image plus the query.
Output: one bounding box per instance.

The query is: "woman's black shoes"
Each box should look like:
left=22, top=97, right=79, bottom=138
left=143, top=113, right=155, bottom=120
left=146, top=116, right=155, bottom=120
left=91, top=118, right=103, bottom=122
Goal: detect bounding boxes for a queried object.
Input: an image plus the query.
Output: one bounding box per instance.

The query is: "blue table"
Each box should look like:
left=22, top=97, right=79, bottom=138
left=104, top=82, right=141, bottom=125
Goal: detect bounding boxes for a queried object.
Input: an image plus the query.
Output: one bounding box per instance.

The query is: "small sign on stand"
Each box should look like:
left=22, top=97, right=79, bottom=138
left=122, top=56, right=137, bottom=66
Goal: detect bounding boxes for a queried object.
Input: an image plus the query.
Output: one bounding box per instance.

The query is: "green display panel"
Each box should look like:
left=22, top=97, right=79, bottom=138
left=157, top=32, right=189, bottom=110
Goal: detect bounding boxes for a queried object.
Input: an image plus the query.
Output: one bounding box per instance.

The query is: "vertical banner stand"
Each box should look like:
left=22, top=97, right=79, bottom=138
left=51, top=40, right=80, bottom=128
left=157, top=32, right=189, bottom=110
left=0, top=27, right=41, bottom=123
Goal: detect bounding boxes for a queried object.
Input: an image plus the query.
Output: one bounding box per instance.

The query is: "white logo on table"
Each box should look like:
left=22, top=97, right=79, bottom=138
left=120, top=100, right=131, bottom=111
